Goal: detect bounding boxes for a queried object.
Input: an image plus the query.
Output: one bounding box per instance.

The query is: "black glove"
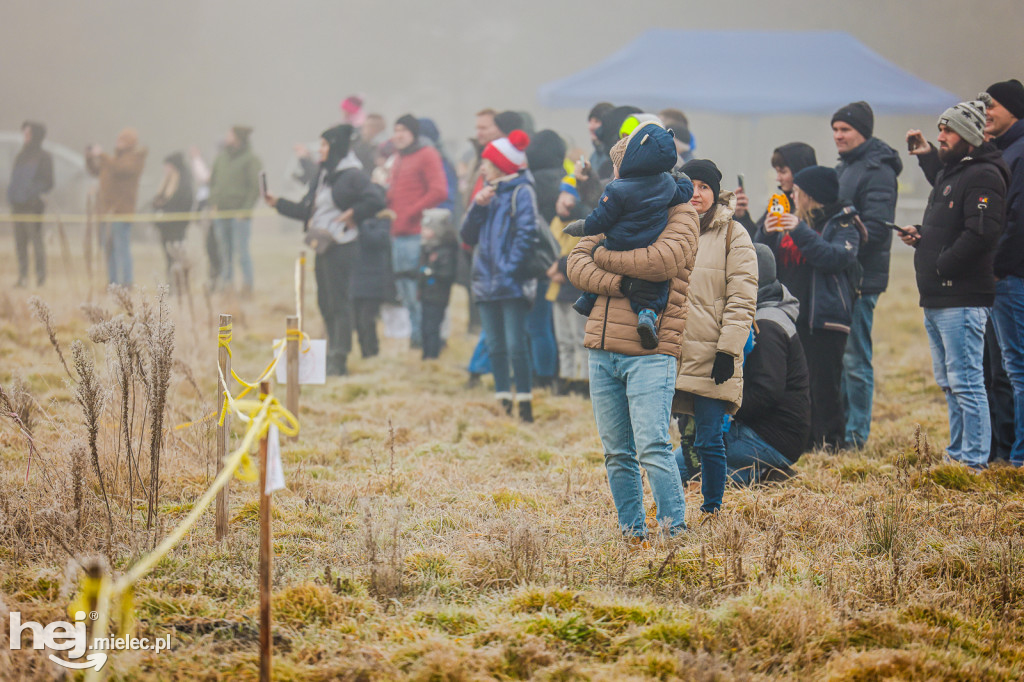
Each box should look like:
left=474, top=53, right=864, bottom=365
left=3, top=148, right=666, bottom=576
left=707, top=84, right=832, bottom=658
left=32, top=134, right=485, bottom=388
left=711, top=352, right=735, bottom=385
left=561, top=219, right=587, bottom=237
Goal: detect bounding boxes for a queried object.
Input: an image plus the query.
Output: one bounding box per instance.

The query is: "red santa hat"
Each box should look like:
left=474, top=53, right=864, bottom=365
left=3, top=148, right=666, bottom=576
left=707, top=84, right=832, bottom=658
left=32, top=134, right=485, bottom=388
left=482, top=130, right=530, bottom=175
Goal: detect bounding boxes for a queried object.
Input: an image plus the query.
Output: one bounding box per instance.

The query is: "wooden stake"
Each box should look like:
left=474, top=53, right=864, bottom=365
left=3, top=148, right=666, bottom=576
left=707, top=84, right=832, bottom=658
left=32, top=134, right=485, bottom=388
left=258, top=378, right=272, bottom=682
left=285, top=315, right=299, bottom=442
left=296, top=251, right=306, bottom=332
left=215, top=313, right=231, bottom=542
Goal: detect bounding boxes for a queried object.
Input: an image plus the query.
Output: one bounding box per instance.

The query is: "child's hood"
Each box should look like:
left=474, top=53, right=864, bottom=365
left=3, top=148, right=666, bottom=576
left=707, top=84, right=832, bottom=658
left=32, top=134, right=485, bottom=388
left=619, top=121, right=677, bottom=178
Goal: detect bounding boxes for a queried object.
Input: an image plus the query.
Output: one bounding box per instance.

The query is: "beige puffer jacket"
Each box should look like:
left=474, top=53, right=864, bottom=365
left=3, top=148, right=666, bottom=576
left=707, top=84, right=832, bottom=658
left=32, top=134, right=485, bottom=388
left=566, top=202, right=700, bottom=358
left=672, top=191, right=758, bottom=415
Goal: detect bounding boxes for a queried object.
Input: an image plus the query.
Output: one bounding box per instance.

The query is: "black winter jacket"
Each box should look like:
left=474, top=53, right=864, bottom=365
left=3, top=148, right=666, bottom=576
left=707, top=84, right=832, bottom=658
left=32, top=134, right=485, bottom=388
left=994, top=118, right=1024, bottom=279
left=352, top=215, right=395, bottom=301
left=735, top=284, right=810, bottom=462
left=276, top=165, right=384, bottom=231
left=756, top=203, right=862, bottom=334
left=419, top=236, right=459, bottom=306
left=7, top=124, right=54, bottom=212
left=912, top=143, right=1009, bottom=309
left=835, top=137, right=902, bottom=295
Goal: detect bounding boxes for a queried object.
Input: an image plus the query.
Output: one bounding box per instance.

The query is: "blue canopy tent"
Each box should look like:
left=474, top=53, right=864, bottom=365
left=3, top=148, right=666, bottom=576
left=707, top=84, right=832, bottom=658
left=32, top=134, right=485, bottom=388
left=537, top=29, right=957, bottom=115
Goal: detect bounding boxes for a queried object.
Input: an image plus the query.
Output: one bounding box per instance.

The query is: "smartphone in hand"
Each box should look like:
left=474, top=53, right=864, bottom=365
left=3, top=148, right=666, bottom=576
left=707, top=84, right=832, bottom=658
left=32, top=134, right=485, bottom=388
left=259, top=171, right=268, bottom=199
left=737, top=173, right=745, bottom=190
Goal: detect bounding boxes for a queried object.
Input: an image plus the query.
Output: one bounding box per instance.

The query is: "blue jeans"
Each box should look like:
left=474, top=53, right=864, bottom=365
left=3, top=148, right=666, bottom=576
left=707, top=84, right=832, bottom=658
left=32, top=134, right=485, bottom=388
left=689, top=396, right=728, bottom=513
left=993, top=276, right=1024, bottom=466
left=843, top=293, right=878, bottom=448
left=724, top=422, right=794, bottom=485
left=392, top=235, right=422, bottom=345
left=589, top=349, right=686, bottom=536
left=923, top=307, right=991, bottom=468
left=468, top=333, right=493, bottom=375
left=214, top=217, right=253, bottom=289
left=478, top=299, right=532, bottom=398
left=526, top=279, right=558, bottom=379
left=107, top=221, right=133, bottom=285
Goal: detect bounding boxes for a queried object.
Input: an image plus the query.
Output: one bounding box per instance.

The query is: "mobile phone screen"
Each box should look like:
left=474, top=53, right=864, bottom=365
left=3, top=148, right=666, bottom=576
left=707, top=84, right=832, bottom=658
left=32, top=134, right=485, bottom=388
left=259, top=171, right=268, bottom=198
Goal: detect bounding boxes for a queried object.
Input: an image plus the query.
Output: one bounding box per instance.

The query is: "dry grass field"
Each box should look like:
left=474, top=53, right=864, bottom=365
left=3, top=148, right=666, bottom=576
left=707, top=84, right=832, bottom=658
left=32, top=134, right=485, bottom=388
left=1, top=221, right=1023, bottom=681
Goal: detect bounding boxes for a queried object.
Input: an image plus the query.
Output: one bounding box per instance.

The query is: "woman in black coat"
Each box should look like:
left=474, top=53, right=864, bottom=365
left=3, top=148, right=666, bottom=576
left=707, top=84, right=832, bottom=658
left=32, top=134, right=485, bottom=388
left=266, top=124, right=385, bottom=376
left=152, top=152, right=194, bottom=276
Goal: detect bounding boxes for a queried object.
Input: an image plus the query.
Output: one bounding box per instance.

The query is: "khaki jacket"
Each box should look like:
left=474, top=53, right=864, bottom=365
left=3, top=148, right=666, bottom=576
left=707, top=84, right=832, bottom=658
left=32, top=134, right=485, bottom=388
left=567, top=202, right=700, bottom=358
left=93, top=147, right=147, bottom=216
left=673, top=192, right=758, bottom=415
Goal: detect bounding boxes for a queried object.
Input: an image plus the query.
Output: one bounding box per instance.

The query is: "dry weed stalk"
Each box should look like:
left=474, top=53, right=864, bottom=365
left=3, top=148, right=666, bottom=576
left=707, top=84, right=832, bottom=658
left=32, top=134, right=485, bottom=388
left=143, top=287, right=176, bottom=530
left=29, top=296, right=72, bottom=378
left=70, top=340, right=113, bottom=548
left=0, top=381, right=41, bottom=483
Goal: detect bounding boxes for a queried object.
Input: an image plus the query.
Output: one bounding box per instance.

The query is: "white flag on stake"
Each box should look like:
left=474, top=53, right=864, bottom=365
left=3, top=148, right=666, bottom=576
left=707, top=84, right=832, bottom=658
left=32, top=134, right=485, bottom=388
left=266, top=424, right=286, bottom=494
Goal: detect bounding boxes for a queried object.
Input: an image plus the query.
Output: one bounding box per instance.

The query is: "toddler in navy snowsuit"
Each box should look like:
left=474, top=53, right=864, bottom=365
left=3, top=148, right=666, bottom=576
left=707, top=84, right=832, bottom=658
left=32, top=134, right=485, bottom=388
left=564, top=121, right=693, bottom=349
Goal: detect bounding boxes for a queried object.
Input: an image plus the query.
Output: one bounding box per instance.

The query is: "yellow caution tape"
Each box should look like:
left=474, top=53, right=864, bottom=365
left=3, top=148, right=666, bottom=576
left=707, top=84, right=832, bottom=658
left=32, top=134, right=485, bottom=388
left=73, top=389, right=298, bottom=681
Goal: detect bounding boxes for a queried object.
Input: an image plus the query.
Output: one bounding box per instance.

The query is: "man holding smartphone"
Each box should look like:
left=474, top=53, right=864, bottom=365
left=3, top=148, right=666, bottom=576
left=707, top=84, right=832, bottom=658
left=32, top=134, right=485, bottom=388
left=901, top=100, right=1009, bottom=470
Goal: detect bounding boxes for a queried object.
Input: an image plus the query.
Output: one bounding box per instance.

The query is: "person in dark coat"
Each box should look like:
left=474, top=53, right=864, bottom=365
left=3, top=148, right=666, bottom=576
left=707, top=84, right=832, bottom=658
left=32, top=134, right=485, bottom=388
left=829, top=101, right=903, bottom=450
left=756, top=165, right=864, bottom=450
left=725, top=245, right=811, bottom=484
left=735, top=142, right=817, bottom=238
left=524, top=129, right=568, bottom=386
left=7, top=121, right=53, bottom=287
left=418, top=117, right=460, bottom=217
left=152, top=152, right=194, bottom=277
left=266, top=124, right=385, bottom=376
left=418, top=219, right=459, bottom=360
left=350, top=211, right=394, bottom=359
left=983, top=79, right=1024, bottom=465
left=903, top=100, right=1010, bottom=470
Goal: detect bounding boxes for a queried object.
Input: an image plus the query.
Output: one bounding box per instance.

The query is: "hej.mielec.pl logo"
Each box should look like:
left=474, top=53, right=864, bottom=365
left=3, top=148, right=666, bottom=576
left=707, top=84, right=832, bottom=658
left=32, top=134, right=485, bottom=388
left=9, top=610, right=170, bottom=671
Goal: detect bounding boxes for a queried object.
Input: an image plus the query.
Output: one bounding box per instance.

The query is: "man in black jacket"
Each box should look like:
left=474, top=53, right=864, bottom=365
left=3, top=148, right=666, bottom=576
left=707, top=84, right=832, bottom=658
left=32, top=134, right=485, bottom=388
left=984, top=79, right=1024, bottom=466
left=7, top=121, right=54, bottom=287
left=902, top=100, right=1010, bottom=470
left=724, top=245, right=811, bottom=484
left=831, top=101, right=903, bottom=450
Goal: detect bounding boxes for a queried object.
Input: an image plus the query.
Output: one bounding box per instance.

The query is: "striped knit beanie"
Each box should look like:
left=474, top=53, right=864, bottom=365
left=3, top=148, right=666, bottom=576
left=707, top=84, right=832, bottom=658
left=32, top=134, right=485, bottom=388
left=482, top=130, right=530, bottom=175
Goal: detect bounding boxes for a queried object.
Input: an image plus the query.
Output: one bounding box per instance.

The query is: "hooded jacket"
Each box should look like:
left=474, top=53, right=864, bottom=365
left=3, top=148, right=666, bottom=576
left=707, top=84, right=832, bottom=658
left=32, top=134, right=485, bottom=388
left=526, top=129, right=568, bottom=225
left=993, top=117, right=1024, bottom=279
left=756, top=203, right=863, bottom=333
left=460, top=170, right=539, bottom=302
left=736, top=283, right=810, bottom=462
left=582, top=122, right=688, bottom=250
left=387, top=140, right=448, bottom=237
left=209, top=141, right=261, bottom=211
left=835, top=136, right=902, bottom=295
left=88, top=129, right=147, bottom=216
left=672, top=192, right=758, bottom=416
left=276, top=155, right=385, bottom=240
left=567, top=202, right=700, bottom=359
left=912, top=143, right=1009, bottom=308
left=7, top=122, right=54, bottom=210
left=418, top=118, right=460, bottom=215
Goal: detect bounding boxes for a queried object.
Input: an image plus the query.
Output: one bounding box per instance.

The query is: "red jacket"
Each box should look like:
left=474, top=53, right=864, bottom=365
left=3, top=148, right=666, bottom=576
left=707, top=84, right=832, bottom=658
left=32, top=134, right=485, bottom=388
left=386, top=143, right=448, bottom=237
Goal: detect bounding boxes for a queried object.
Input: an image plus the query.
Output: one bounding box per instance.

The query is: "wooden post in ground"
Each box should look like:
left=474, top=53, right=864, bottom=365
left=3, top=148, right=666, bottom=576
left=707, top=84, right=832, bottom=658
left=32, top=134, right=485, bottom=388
left=296, top=251, right=306, bottom=332
left=258, top=378, right=273, bottom=682
left=215, top=313, right=231, bottom=542
left=286, top=315, right=299, bottom=442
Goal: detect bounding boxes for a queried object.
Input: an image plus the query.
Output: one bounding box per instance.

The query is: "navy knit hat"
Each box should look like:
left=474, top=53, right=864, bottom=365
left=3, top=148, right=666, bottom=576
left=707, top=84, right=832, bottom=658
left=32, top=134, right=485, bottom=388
left=831, top=101, right=874, bottom=139
left=679, top=159, right=722, bottom=199
left=985, top=79, right=1024, bottom=119
left=792, top=166, right=839, bottom=206
left=395, top=114, right=420, bottom=139
left=494, top=110, right=525, bottom=136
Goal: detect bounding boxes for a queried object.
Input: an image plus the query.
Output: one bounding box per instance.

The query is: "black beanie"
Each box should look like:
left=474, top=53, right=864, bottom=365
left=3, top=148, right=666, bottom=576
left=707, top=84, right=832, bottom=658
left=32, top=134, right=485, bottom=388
left=679, top=159, right=722, bottom=199
left=792, top=165, right=839, bottom=206
left=986, top=79, right=1024, bottom=119
left=395, top=114, right=420, bottom=139
left=494, top=110, right=525, bottom=136
left=321, top=123, right=354, bottom=168
left=831, top=101, right=874, bottom=139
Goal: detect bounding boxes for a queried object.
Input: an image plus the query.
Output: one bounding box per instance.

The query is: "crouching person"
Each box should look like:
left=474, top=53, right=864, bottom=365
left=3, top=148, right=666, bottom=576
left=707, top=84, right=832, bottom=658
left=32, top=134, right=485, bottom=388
left=725, top=245, right=811, bottom=483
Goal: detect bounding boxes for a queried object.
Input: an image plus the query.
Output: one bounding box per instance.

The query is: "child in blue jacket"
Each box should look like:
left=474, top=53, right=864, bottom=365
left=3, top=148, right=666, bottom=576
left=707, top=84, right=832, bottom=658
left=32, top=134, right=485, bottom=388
left=563, top=121, right=693, bottom=349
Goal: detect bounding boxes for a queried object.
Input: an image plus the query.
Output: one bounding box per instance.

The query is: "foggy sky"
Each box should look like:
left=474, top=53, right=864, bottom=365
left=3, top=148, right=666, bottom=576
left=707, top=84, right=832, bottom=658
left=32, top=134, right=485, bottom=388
left=3, top=0, right=1023, bottom=212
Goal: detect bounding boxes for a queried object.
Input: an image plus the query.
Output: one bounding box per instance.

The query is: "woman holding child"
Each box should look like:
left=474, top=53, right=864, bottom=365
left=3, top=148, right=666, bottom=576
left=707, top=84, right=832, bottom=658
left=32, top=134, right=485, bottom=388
left=567, top=121, right=700, bottom=540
